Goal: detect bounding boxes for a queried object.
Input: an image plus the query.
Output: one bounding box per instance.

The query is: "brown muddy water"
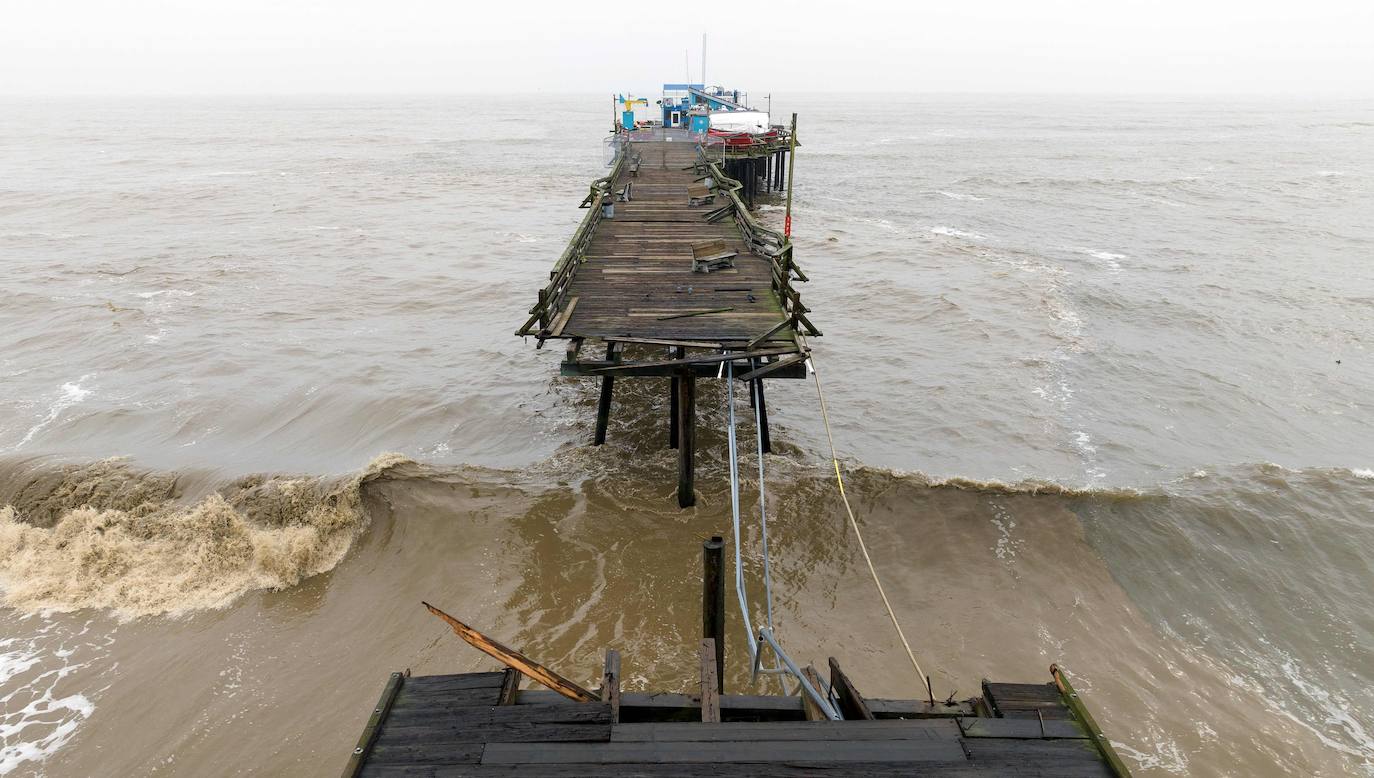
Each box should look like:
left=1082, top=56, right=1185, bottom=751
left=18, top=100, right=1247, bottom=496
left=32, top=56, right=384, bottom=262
left=1, top=95, right=1372, bottom=776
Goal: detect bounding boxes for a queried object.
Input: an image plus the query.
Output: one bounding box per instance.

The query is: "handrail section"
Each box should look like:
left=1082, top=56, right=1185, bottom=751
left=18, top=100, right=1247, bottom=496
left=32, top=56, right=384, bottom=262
left=699, top=147, right=821, bottom=339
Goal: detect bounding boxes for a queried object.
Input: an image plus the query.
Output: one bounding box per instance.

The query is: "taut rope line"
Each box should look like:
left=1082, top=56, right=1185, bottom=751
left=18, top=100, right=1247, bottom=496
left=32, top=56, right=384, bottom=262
left=808, top=355, right=933, bottom=699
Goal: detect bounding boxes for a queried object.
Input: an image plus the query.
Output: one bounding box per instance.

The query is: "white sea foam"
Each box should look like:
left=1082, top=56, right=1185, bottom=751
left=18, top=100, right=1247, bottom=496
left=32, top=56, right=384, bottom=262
left=14, top=377, right=93, bottom=450
left=1352, top=469, right=1374, bottom=480
left=135, top=290, right=195, bottom=299
left=937, top=191, right=986, bottom=202
left=0, top=620, right=105, bottom=777
left=1316, top=170, right=1344, bottom=177
left=1070, top=247, right=1125, bottom=270
left=930, top=226, right=987, bottom=241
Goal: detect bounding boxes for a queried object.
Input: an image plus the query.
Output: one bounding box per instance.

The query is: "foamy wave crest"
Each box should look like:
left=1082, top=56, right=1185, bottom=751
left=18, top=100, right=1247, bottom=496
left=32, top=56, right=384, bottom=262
left=930, top=226, right=988, bottom=241
left=0, top=454, right=413, bottom=619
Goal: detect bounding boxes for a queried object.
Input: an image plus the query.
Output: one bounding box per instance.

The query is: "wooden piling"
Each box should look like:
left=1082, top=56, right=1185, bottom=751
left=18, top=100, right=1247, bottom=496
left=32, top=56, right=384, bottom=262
left=668, top=347, right=683, bottom=449
left=594, top=342, right=616, bottom=445
left=753, top=376, right=771, bottom=454
left=676, top=370, right=696, bottom=507
left=702, top=535, right=725, bottom=693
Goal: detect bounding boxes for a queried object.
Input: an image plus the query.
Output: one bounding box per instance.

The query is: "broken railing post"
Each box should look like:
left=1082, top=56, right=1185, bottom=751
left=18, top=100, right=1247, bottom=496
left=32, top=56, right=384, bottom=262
left=421, top=601, right=597, bottom=702
left=702, top=535, right=725, bottom=693
left=677, top=369, right=696, bottom=507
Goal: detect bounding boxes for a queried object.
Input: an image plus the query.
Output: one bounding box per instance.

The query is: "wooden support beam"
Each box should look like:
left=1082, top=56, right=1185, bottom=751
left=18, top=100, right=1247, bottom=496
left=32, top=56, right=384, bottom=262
left=828, top=657, right=875, bottom=720
left=594, top=342, right=618, bottom=445
left=602, top=650, right=621, bottom=723
left=746, top=319, right=791, bottom=350
left=800, top=665, right=828, bottom=722
left=591, top=347, right=798, bottom=374
left=738, top=353, right=809, bottom=382
left=669, top=347, right=684, bottom=449
left=702, top=536, right=725, bottom=693
left=753, top=375, right=772, bottom=454
left=421, top=602, right=598, bottom=703
left=515, top=689, right=977, bottom=720
left=700, top=639, right=721, bottom=723
left=605, top=336, right=723, bottom=350
left=677, top=370, right=696, bottom=508
left=547, top=296, right=579, bottom=337
left=341, top=671, right=405, bottom=778
left=497, top=667, right=520, bottom=706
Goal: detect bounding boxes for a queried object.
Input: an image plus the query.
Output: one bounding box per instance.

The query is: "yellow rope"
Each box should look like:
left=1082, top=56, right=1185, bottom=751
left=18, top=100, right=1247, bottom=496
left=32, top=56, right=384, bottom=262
left=809, top=356, right=932, bottom=696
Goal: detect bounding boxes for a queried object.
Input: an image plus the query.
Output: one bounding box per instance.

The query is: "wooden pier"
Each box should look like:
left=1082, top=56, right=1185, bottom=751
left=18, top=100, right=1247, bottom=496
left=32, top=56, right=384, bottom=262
left=518, top=126, right=820, bottom=507
left=343, top=669, right=1123, bottom=777
left=341, top=538, right=1131, bottom=777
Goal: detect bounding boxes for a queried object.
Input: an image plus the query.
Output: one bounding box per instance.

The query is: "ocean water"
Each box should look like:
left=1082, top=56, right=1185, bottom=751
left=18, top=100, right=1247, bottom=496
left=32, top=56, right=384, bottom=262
left=0, top=93, right=1371, bottom=776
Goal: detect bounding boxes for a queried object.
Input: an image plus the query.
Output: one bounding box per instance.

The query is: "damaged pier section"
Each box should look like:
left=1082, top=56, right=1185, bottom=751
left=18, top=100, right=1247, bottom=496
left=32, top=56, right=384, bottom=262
left=518, top=126, right=819, bottom=507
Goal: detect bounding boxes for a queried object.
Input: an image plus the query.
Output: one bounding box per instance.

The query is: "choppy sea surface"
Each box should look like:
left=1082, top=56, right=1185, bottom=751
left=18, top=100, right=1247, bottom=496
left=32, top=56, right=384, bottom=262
left=1, top=94, right=1371, bottom=776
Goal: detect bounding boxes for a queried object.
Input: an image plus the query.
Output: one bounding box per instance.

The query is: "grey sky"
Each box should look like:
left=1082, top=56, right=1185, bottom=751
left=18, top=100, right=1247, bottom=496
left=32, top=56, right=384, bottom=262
left=3, top=0, right=1371, bottom=95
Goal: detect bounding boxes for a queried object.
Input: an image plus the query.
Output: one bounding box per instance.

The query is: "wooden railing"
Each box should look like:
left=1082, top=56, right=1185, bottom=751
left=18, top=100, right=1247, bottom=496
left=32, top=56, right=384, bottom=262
left=699, top=148, right=821, bottom=340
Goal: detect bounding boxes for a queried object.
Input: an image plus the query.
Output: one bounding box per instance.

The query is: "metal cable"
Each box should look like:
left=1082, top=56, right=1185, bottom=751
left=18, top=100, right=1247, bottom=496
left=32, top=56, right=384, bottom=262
left=724, top=360, right=758, bottom=658
left=751, top=360, right=776, bottom=631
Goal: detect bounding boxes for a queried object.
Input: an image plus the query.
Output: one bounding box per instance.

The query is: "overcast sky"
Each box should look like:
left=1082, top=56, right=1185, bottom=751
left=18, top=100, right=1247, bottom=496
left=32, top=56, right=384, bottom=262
left=3, top=0, right=1371, bottom=96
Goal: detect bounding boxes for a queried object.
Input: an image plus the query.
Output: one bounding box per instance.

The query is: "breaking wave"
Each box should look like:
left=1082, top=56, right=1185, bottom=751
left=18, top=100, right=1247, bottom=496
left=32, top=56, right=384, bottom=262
left=0, top=454, right=412, bottom=619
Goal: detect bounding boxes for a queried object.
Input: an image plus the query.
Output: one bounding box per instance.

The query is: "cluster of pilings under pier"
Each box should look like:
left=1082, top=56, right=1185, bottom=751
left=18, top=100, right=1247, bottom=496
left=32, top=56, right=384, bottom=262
left=595, top=365, right=773, bottom=509
left=721, top=147, right=787, bottom=207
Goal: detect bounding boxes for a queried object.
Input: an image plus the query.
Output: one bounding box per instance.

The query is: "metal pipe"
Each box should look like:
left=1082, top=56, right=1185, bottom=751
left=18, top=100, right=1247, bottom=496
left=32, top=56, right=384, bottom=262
left=757, top=628, right=842, bottom=720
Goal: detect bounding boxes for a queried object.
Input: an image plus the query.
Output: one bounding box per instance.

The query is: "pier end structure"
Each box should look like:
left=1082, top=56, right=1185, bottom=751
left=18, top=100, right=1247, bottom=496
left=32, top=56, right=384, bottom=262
left=518, top=122, right=818, bottom=508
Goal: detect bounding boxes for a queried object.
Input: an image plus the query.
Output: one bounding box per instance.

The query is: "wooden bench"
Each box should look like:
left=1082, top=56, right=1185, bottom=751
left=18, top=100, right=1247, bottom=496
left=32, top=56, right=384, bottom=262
left=616, top=181, right=633, bottom=202
left=687, top=183, right=715, bottom=206
left=691, top=239, right=737, bottom=273
left=628, top=155, right=641, bottom=177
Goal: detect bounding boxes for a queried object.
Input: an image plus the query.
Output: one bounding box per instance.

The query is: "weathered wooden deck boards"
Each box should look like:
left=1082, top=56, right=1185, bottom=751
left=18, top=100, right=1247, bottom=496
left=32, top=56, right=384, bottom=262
left=561, top=140, right=789, bottom=343
left=348, top=673, right=1116, bottom=777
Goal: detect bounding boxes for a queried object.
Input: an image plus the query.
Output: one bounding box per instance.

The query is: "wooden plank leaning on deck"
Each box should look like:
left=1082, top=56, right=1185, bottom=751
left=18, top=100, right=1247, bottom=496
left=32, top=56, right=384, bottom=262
left=421, top=603, right=598, bottom=702
left=828, top=657, right=876, bottom=721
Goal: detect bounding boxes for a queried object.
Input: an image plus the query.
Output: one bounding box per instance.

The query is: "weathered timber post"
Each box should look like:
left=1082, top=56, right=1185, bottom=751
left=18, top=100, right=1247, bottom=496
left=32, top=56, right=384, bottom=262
left=668, top=346, right=684, bottom=448
left=784, top=114, right=797, bottom=239
left=676, top=369, right=696, bottom=507
left=753, top=376, right=771, bottom=454
left=702, top=536, right=725, bottom=693
left=594, top=342, right=616, bottom=445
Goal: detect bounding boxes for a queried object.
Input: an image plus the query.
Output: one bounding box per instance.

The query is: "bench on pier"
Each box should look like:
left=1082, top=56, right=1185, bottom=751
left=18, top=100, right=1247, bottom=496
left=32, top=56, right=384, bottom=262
left=687, top=182, right=715, bottom=206
left=628, top=155, right=641, bottom=177
left=616, top=181, right=633, bottom=202
left=692, top=239, right=738, bottom=273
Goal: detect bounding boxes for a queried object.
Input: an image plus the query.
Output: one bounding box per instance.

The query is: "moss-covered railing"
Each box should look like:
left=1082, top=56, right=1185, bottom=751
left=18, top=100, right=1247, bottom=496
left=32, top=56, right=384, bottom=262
left=699, top=147, right=821, bottom=341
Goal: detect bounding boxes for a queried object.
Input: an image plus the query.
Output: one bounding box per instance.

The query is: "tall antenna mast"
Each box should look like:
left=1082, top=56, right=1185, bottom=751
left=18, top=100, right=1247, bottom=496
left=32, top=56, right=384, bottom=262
left=685, top=50, right=689, bottom=83
left=702, top=33, right=707, bottom=86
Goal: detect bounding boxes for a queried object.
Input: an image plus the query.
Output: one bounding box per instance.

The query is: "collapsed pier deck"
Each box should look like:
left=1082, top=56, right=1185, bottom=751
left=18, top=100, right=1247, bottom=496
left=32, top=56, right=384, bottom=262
left=518, top=126, right=819, bottom=506
left=558, top=139, right=790, bottom=344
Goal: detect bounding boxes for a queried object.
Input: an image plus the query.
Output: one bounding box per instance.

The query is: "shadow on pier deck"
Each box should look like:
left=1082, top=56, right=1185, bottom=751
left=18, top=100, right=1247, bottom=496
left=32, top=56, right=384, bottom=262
left=518, top=126, right=820, bottom=507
